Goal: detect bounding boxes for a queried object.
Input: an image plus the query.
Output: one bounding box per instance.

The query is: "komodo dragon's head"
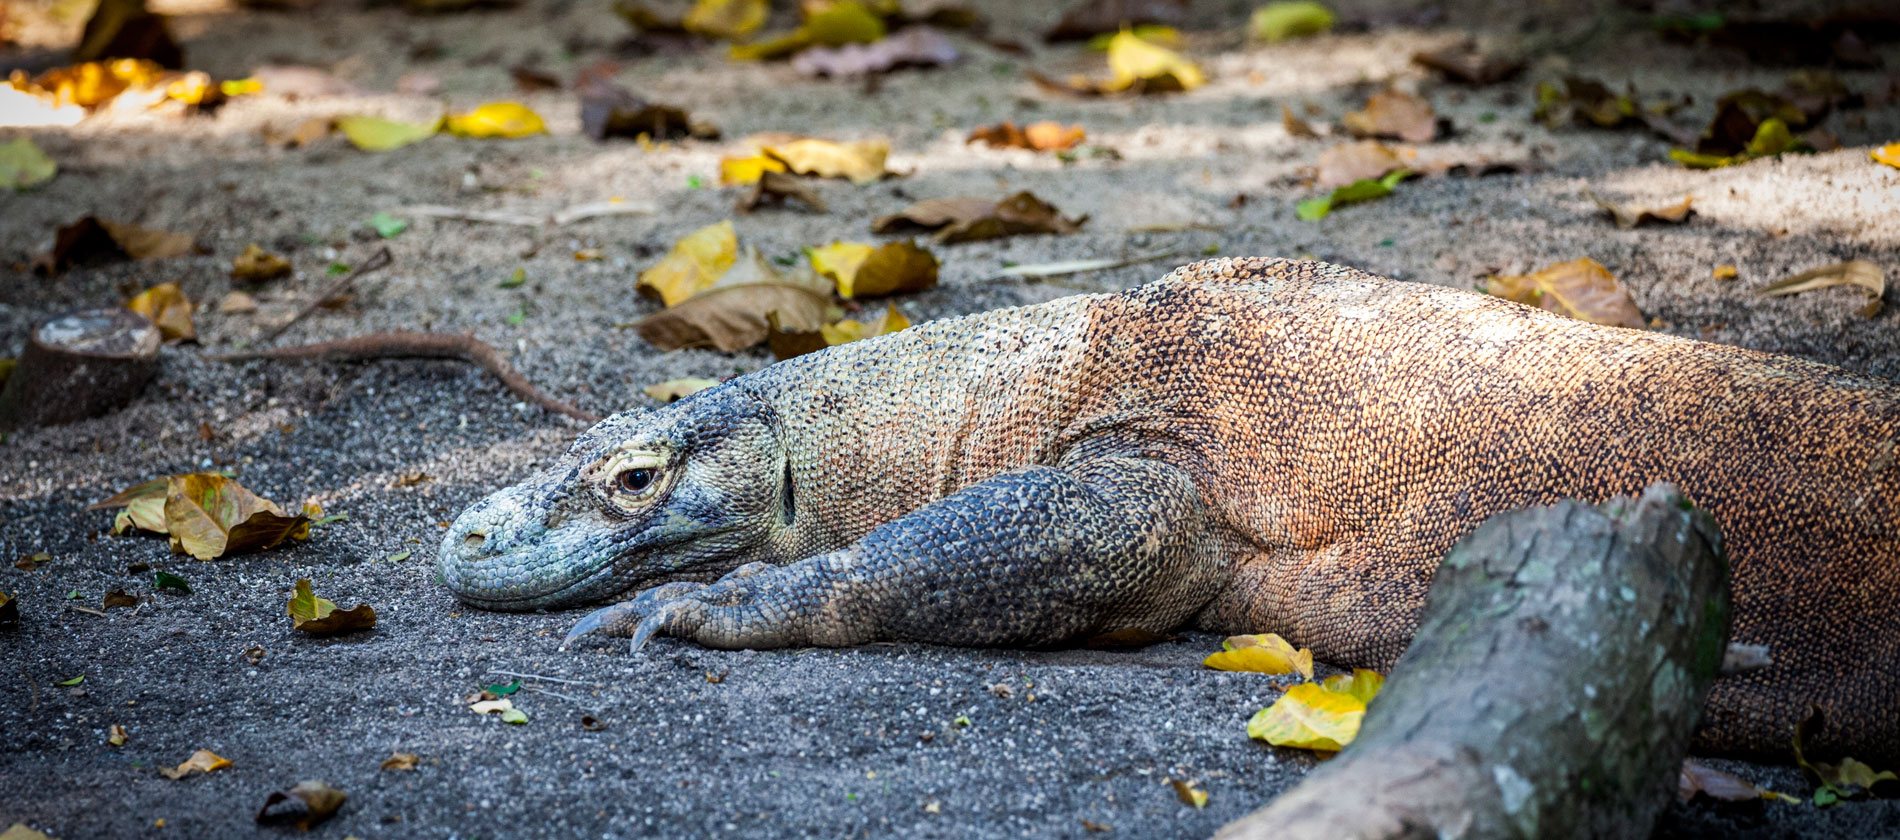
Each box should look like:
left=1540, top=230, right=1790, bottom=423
left=437, top=384, right=793, bottom=610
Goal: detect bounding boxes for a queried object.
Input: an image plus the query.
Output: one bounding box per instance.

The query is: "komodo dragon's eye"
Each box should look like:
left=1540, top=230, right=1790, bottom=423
left=617, top=468, right=657, bottom=495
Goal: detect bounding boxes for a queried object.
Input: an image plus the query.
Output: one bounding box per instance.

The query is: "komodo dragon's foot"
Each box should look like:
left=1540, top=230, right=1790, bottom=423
left=562, top=561, right=826, bottom=652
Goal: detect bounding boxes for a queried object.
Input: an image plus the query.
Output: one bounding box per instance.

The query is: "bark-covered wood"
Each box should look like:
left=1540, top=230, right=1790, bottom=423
left=1218, top=483, right=1732, bottom=840
left=0, top=308, right=161, bottom=431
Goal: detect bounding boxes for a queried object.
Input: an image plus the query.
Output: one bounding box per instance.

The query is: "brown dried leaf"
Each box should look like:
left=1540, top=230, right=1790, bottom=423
left=1486, top=258, right=1646, bottom=329
left=287, top=578, right=377, bottom=635
left=1679, top=760, right=1767, bottom=803
left=0, top=592, right=15, bottom=628
left=872, top=192, right=1086, bottom=244
left=738, top=170, right=827, bottom=214
left=637, top=250, right=835, bottom=352
left=381, top=752, right=419, bottom=771
left=92, top=477, right=169, bottom=535
left=1584, top=191, right=1694, bottom=229
left=1281, top=106, right=1320, bottom=139
left=967, top=121, right=1086, bottom=151
left=1342, top=90, right=1436, bottom=143
left=163, top=473, right=312, bottom=560
left=1316, top=141, right=1408, bottom=189
left=1758, top=260, right=1885, bottom=318
left=218, top=292, right=260, bottom=314
left=763, top=138, right=890, bottom=184
left=125, top=282, right=196, bottom=343
left=160, top=749, right=231, bottom=780
left=509, top=65, right=562, bottom=92
left=75, top=0, right=184, bottom=67
left=578, top=68, right=718, bottom=142
left=231, top=244, right=292, bottom=281
left=262, top=117, right=332, bottom=149
left=255, top=780, right=346, bottom=830
left=1411, top=43, right=1523, bottom=86
left=41, top=216, right=197, bottom=274
left=102, top=589, right=139, bottom=609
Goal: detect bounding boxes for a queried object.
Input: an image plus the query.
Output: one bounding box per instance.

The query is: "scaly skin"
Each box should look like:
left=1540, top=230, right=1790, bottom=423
left=439, top=257, right=1900, bottom=761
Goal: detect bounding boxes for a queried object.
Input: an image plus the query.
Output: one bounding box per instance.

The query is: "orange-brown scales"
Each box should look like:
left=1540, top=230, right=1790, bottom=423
left=441, top=257, right=1898, bottom=762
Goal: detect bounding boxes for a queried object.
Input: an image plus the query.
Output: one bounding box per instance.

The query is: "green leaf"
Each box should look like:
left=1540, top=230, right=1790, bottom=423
left=336, top=115, right=441, bottom=152
left=0, top=136, right=57, bottom=190
left=1297, top=169, right=1408, bottom=221
left=506, top=308, right=527, bottom=326
left=499, top=267, right=527, bottom=289
left=58, top=675, right=84, bottom=686
left=154, top=570, right=192, bottom=593
left=369, top=212, right=409, bottom=239
left=953, top=715, right=971, bottom=728
left=327, top=262, right=351, bottom=276
left=309, top=514, right=348, bottom=527
left=500, top=708, right=529, bottom=725
left=1250, top=1, right=1334, bottom=42
left=386, top=550, right=412, bottom=562
left=487, top=679, right=522, bottom=696
left=686, top=174, right=706, bottom=189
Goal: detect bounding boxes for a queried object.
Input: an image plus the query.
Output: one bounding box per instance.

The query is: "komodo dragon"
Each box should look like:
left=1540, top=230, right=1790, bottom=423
left=438, top=257, right=1899, bottom=761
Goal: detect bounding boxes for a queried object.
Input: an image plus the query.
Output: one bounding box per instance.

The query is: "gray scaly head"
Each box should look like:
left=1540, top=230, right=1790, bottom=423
left=437, top=384, right=795, bottom=612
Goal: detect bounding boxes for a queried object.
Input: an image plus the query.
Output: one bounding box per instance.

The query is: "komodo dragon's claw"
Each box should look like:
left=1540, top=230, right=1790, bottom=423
left=562, top=581, right=709, bottom=652
left=561, top=601, right=637, bottom=650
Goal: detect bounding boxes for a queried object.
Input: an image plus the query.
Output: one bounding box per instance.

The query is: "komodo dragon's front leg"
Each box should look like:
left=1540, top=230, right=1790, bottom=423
left=565, top=456, right=1230, bottom=651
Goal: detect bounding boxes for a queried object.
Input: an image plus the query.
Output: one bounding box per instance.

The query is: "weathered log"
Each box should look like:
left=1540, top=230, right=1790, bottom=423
left=1218, top=483, right=1731, bottom=840
left=0, top=308, right=161, bottom=431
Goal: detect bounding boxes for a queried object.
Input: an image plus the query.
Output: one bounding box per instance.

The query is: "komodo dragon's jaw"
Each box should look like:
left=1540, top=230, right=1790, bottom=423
left=437, top=385, right=791, bottom=611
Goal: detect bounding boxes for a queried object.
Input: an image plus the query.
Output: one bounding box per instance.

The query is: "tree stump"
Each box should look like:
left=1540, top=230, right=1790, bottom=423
left=0, top=308, right=161, bottom=431
left=1218, top=483, right=1732, bottom=840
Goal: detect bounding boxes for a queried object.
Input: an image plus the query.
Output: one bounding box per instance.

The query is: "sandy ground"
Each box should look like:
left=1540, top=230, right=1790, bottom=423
left=4, top=0, right=1900, bottom=836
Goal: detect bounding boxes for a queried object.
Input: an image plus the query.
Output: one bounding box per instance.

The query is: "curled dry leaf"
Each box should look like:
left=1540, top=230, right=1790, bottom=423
left=1584, top=190, right=1694, bottom=229
left=445, top=102, right=547, bottom=139
left=645, top=378, right=720, bottom=403
left=381, top=752, right=419, bottom=771
left=108, top=724, right=129, bottom=746
left=125, top=283, right=195, bottom=343
left=160, top=749, right=232, bottom=780
left=153, top=473, right=311, bottom=560
left=231, top=244, right=292, bottom=281
left=638, top=250, right=834, bottom=352
left=256, top=780, right=346, bottom=830
left=738, top=170, right=828, bottom=214
left=1411, top=42, right=1523, bottom=86
left=807, top=240, right=940, bottom=298
left=1043, top=0, right=1187, bottom=42
left=729, top=1, right=887, bottom=62
left=1315, top=140, right=1408, bottom=189
left=1486, top=258, right=1646, bottom=329
left=578, top=66, right=719, bottom=142
left=1679, top=759, right=1777, bottom=803
left=792, top=27, right=959, bottom=77
left=1757, top=260, right=1884, bottom=318
left=967, top=121, right=1087, bottom=151
left=102, top=589, right=139, bottom=609
left=873, top=191, right=1086, bottom=244
left=1281, top=106, right=1321, bottom=139
left=1202, top=633, right=1315, bottom=679
left=638, top=220, right=739, bottom=306
left=1342, top=90, right=1436, bottom=143
left=335, top=115, right=440, bottom=151
left=40, top=216, right=197, bottom=274
left=1169, top=778, right=1208, bottom=809
left=768, top=138, right=891, bottom=184
left=288, top=578, right=377, bottom=635
left=1249, top=1, right=1334, bottom=43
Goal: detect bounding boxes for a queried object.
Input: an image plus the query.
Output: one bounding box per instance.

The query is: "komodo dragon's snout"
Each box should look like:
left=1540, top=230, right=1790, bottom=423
left=438, top=387, right=792, bottom=612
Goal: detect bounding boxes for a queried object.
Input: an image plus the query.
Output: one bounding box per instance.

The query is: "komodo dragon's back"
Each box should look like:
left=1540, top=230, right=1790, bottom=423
left=441, top=257, right=1899, bottom=761
left=1076, top=258, right=1900, bottom=758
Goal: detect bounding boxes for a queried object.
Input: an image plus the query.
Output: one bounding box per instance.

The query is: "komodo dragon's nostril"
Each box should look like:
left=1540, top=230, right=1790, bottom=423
left=463, top=530, right=488, bottom=552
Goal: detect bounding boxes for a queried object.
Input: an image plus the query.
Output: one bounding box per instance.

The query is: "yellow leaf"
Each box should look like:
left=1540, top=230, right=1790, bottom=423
left=1, top=823, right=51, bottom=840
left=444, top=102, right=546, bottom=139
left=230, top=244, right=292, bottom=281
left=162, top=473, right=312, bottom=560
left=848, top=241, right=939, bottom=298
left=1712, top=264, right=1739, bottom=280
left=93, top=477, right=170, bottom=535
left=638, top=249, right=835, bottom=352
left=731, top=1, right=885, bottom=60
left=644, top=377, right=720, bottom=402
left=720, top=153, right=788, bottom=186
left=762, top=138, right=890, bottom=184
left=1250, top=1, right=1334, bottom=42
left=821, top=304, right=910, bottom=346
left=336, top=115, right=440, bottom=151
left=288, top=578, right=377, bottom=634
left=684, top=0, right=767, bottom=39
left=1170, top=778, right=1208, bottom=809
left=1320, top=668, right=1385, bottom=705
left=638, top=220, right=740, bottom=306
left=1874, top=142, right=1900, bottom=170
left=807, top=241, right=875, bottom=293
left=160, top=749, right=231, bottom=780
left=1247, top=682, right=1366, bottom=751
left=1757, top=260, right=1885, bottom=318
left=1202, top=633, right=1314, bottom=679
left=124, top=282, right=196, bottom=343
left=1486, top=258, right=1647, bottom=329
left=1105, top=30, right=1205, bottom=93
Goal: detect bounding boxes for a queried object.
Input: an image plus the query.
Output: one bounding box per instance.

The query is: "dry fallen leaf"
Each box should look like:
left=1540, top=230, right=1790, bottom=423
left=967, top=121, right=1087, bottom=151
left=638, top=220, right=740, bottom=306
left=1486, top=258, right=1647, bottom=329
left=262, top=117, right=333, bottom=149
left=219, top=291, right=260, bottom=314
left=1169, top=778, right=1208, bottom=809
left=1342, top=89, right=1436, bottom=143
left=1315, top=140, right=1408, bottom=189
left=0, top=824, right=50, bottom=840
left=821, top=305, right=911, bottom=346
left=1249, top=1, right=1333, bottom=42
left=638, top=250, right=835, bottom=352
left=92, top=477, right=168, bottom=535
left=102, top=589, right=139, bottom=609
left=1281, top=105, right=1321, bottom=139
left=728, top=1, right=887, bottom=61
left=1874, top=143, right=1900, bottom=170
left=0, top=592, right=16, bottom=628
left=445, top=102, right=547, bottom=139
left=1044, top=0, right=1187, bottom=42
left=335, top=115, right=441, bottom=151
left=108, top=724, right=129, bottom=746
left=684, top=0, right=768, bottom=39
left=381, top=752, right=419, bottom=771
left=763, top=138, right=891, bottom=185
left=1584, top=190, right=1694, bottom=229
left=125, top=282, right=196, bottom=343
left=1757, top=260, right=1885, bottom=318
left=255, top=780, right=346, bottom=830
left=288, top=578, right=377, bottom=635
left=792, top=26, right=959, bottom=77
left=807, top=240, right=940, bottom=298
left=1246, top=675, right=1381, bottom=752
left=1680, top=759, right=1776, bottom=803
left=1104, top=29, right=1204, bottom=93
left=1411, top=43, right=1523, bottom=86
left=738, top=170, right=828, bottom=214
left=1712, top=264, right=1739, bottom=280
left=645, top=378, right=720, bottom=402
left=1202, top=633, right=1315, bottom=679
left=162, top=473, right=312, bottom=560
left=873, top=191, right=1087, bottom=244
left=231, top=244, right=292, bottom=281
left=578, top=65, right=719, bottom=142
left=160, top=749, right=232, bottom=780
left=40, top=216, right=198, bottom=274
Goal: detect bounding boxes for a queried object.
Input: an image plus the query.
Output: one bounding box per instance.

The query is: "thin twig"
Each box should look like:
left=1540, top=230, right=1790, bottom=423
left=262, top=246, right=395, bottom=342
left=66, top=605, right=108, bottom=617
left=520, top=684, right=598, bottom=709
left=485, top=669, right=600, bottom=686
left=211, top=331, right=601, bottom=423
